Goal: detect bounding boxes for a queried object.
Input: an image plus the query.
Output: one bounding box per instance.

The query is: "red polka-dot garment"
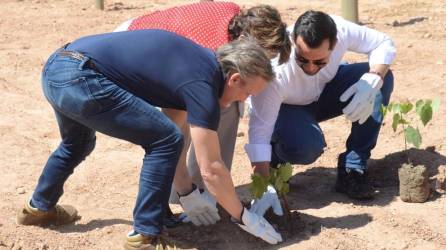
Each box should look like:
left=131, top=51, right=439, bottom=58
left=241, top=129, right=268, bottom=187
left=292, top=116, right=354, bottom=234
left=128, top=1, right=240, bottom=51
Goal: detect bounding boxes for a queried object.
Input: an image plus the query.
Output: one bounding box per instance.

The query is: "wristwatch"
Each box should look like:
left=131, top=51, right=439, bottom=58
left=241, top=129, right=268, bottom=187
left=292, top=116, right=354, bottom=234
left=177, top=183, right=197, bottom=197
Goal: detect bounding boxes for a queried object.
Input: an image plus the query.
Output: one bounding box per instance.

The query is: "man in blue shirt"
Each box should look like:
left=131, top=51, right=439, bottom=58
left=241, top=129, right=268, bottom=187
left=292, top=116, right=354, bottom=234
left=16, top=30, right=283, bottom=248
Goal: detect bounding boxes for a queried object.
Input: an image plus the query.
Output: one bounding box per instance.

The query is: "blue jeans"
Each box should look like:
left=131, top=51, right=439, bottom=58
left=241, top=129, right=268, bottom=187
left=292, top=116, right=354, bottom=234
left=31, top=48, right=184, bottom=236
left=271, top=63, right=394, bottom=171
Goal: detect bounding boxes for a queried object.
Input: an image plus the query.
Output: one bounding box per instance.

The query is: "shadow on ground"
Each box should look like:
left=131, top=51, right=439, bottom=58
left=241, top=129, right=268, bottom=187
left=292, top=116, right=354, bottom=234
left=43, top=148, right=445, bottom=249
left=387, top=16, right=428, bottom=27
left=54, top=219, right=132, bottom=233
left=168, top=210, right=371, bottom=250
left=106, top=2, right=147, bottom=11
left=163, top=147, right=446, bottom=249
left=368, top=147, right=446, bottom=188
left=247, top=147, right=446, bottom=213
left=274, top=147, right=446, bottom=211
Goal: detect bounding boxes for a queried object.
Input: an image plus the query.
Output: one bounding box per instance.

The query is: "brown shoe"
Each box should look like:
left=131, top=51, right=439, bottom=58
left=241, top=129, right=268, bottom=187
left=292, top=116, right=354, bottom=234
left=124, top=231, right=177, bottom=250
left=16, top=200, right=80, bottom=226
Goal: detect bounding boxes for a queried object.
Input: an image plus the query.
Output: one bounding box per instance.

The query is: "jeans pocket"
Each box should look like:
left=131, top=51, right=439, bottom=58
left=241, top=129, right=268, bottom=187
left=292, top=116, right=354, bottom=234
left=44, top=77, right=103, bottom=117
left=44, top=58, right=84, bottom=86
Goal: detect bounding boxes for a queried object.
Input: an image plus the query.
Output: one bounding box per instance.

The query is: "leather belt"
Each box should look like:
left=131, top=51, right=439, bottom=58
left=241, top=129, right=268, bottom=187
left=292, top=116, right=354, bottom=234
left=57, top=50, right=99, bottom=72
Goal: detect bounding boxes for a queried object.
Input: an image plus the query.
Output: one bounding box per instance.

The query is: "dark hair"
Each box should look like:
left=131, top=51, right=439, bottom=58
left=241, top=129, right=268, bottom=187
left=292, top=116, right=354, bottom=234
left=292, top=10, right=337, bottom=50
left=228, top=5, right=291, bottom=64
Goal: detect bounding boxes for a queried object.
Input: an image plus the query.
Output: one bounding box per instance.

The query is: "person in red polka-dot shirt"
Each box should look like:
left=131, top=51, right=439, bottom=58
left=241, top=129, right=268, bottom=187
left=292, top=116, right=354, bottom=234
left=114, top=0, right=291, bottom=228
left=126, top=1, right=238, bottom=52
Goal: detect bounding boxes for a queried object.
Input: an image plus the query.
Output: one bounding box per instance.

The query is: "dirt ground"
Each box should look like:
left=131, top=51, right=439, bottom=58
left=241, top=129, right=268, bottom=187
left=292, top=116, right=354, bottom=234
left=1, top=0, right=446, bottom=249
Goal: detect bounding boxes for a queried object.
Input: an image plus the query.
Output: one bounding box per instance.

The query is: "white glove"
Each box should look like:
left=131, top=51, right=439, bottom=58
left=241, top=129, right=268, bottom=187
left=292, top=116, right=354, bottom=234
left=340, top=73, right=383, bottom=124
left=250, top=185, right=283, bottom=217
left=179, top=188, right=220, bottom=226
left=180, top=190, right=217, bottom=224
left=236, top=207, right=283, bottom=244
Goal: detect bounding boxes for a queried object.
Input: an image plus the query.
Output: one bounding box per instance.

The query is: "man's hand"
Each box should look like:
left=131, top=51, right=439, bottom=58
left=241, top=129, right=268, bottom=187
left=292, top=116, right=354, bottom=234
left=236, top=207, right=283, bottom=244
left=179, top=187, right=220, bottom=226
left=340, top=73, right=383, bottom=124
left=252, top=162, right=271, bottom=177
left=180, top=190, right=217, bottom=223
left=250, top=185, right=283, bottom=217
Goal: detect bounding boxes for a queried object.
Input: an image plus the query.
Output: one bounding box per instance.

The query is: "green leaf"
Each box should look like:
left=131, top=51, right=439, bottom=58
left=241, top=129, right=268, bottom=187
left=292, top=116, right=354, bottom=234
left=432, top=98, right=440, bottom=113
left=387, top=103, right=394, bottom=112
left=270, top=163, right=293, bottom=196
left=405, top=125, right=422, bottom=148
left=281, top=183, right=290, bottom=196
left=274, top=176, right=283, bottom=194
left=392, top=113, right=401, bottom=132
left=250, top=174, right=269, bottom=199
left=277, top=162, right=293, bottom=182
left=392, top=103, right=401, bottom=113
left=419, top=104, right=433, bottom=126
left=399, top=102, right=413, bottom=114
left=415, top=100, right=425, bottom=115
left=380, top=104, right=388, bottom=118
left=269, top=168, right=277, bottom=186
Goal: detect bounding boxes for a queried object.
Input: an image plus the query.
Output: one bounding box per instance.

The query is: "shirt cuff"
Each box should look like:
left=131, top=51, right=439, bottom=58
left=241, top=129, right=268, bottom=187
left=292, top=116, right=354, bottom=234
left=244, top=143, right=272, bottom=162
left=369, top=48, right=396, bottom=66
left=369, top=54, right=395, bottom=66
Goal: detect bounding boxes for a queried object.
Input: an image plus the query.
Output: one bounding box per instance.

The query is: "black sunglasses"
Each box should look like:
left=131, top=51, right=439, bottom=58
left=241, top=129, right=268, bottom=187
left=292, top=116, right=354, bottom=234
left=294, top=51, right=328, bottom=67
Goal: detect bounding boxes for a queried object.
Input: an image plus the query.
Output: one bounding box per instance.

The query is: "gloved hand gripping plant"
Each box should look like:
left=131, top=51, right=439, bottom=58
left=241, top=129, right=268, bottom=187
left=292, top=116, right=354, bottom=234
left=249, top=163, right=293, bottom=219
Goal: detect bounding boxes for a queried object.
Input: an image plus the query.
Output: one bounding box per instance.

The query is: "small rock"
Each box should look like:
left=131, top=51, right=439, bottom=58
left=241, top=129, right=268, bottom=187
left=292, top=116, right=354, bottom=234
left=423, top=33, right=432, bottom=38
left=436, top=61, right=443, bottom=65
left=432, top=165, right=446, bottom=194
left=17, top=187, right=25, bottom=194
left=237, top=131, right=244, bottom=137
left=407, top=43, right=413, bottom=48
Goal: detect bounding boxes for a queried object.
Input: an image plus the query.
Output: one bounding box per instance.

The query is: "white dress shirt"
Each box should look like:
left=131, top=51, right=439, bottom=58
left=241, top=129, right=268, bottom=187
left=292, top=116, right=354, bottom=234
left=244, top=15, right=396, bottom=163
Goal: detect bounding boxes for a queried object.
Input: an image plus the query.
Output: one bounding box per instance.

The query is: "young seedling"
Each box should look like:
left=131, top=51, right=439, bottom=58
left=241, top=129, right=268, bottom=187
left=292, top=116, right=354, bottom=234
left=381, top=99, right=440, bottom=156
left=381, top=98, right=440, bottom=202
left=250, top=162, right=293, bottom=218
